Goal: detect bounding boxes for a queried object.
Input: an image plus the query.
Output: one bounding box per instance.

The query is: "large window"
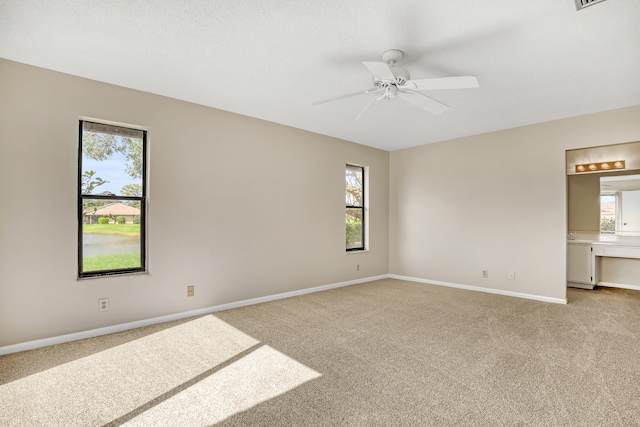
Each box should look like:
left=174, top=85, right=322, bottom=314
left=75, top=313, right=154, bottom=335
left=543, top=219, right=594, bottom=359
left=346, top=164, right=365, bottom=251
left=78, top=121, right=147, bottom=277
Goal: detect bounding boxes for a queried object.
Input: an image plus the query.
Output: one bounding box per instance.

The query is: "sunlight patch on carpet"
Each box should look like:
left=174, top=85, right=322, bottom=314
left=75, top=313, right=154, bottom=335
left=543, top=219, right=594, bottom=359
left=123, top=345, right=322, bottom=426
left=0, top=315, right=261, bottom=426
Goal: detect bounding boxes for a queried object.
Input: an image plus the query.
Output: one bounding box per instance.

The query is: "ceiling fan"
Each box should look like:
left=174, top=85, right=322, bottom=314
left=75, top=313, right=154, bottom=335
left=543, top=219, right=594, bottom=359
left=313, top=49, right=479, bottom=120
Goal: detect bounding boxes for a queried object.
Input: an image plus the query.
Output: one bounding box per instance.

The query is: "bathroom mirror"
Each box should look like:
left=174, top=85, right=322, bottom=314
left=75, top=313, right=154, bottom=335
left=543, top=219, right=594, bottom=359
left=600, top=174, right=640, bottom=235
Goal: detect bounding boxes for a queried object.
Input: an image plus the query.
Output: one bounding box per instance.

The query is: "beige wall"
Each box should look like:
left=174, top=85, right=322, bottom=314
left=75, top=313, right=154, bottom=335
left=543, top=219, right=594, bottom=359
left=390, top=105, right=640, bottom=301
left=0, top=60, right=389, bottom=347
left=2, top=56, right=640, bottom=348
left=600, top=257, right=640, bottom=286
left=567, top=173, right=601, bottom=233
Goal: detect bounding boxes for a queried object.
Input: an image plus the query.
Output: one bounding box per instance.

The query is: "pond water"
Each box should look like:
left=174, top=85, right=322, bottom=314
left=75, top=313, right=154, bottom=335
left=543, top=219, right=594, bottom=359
left=83, top=233, right=140, bottom=257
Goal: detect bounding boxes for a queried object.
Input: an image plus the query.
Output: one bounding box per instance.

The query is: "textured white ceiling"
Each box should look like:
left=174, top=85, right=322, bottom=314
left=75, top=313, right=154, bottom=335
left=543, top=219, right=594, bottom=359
left=1, top=0, right=639, bottom=151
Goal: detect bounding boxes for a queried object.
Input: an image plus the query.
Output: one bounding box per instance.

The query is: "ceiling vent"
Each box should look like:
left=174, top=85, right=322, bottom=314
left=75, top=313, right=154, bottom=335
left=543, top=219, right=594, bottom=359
left=575, top=0, right=608, bottom=10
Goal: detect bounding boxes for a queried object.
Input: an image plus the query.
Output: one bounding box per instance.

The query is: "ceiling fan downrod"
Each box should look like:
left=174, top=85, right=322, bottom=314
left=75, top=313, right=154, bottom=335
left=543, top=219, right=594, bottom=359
left=381, top=49, right=404, bottom=66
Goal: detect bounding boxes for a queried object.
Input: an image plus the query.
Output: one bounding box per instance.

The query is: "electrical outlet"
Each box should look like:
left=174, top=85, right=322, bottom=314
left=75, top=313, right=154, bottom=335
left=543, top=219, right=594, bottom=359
left=508, top=271, right=516, bottom=280
left=187, top=285, right=194, bottom=297
left=98, top=298, right=109, bottom=312
left=356, top=264, right=360, bottom=271
left=482, top=269, right=489, bottom=278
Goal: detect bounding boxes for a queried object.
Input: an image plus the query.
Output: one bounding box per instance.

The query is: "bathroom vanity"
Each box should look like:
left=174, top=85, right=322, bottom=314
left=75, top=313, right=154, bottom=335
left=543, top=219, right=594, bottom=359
left=567, top=235, right=640, bottom=289
left=567, top=240, right=596, bottom=288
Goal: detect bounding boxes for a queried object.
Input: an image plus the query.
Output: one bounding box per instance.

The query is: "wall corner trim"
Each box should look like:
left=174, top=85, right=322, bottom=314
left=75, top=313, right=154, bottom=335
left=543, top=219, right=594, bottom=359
left=0, top=274, right=391, bottom=356
left=389, top=274, right=568, bottom=305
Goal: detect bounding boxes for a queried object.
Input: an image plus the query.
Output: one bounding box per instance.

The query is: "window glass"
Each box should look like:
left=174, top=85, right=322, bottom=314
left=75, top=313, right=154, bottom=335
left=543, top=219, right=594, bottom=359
left=346, top=165, right=364, bottom=251
left=79, top=121, right=146, bottom=277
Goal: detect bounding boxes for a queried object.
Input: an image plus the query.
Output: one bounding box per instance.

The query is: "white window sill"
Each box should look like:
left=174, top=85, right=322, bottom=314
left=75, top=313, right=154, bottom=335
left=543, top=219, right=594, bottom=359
left=346, top=250, right=369, bottom=254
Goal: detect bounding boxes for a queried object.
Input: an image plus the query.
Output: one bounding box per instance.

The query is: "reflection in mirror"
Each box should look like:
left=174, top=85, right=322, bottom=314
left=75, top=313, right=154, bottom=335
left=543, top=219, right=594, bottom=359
left=600, top=194, right=615, bottom=233
left=600, top=174, right=640, bottom=235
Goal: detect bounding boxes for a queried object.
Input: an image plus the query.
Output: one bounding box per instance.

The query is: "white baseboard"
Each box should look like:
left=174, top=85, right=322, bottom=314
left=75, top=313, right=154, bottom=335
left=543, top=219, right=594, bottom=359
left=567, top=282, right=595, bottom=290
left=389, top=274, right=568, bottom=305
left=0, top=274, right=568, bottom=355
left=0, top=275, right=390, bottom=356
left=597, top=281, right=640, bottom=291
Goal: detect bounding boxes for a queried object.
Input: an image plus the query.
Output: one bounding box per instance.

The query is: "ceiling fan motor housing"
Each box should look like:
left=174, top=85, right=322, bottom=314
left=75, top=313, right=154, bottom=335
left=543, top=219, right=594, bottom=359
left=373, top=66, right=410, bottom=86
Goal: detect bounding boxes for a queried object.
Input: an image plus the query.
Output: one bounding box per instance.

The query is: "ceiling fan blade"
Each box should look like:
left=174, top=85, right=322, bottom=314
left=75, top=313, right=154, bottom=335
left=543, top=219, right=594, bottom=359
left=399, top=90, right=450, bottom=115
left=408, top=76, right=479, bottom=90
left=312, top=90, right=371, bottom=105
left=362, top=61, right=396, bottom=81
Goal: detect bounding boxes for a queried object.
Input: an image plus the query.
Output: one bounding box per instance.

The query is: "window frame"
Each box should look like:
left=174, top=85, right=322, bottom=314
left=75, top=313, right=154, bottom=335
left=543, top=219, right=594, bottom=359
left=77, top=120, right=147, bottom=278
left=346, top=164, right=365, bottom=252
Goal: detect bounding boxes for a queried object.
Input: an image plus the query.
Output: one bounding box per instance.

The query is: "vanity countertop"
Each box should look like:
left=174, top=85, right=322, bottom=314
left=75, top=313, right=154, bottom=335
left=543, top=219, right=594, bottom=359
left=568, top=235, right=640, bottom=246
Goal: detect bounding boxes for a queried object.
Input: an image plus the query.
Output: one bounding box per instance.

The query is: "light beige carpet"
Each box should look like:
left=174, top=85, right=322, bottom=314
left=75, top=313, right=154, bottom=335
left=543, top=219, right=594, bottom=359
left=1, top=279, right=640, bottom=426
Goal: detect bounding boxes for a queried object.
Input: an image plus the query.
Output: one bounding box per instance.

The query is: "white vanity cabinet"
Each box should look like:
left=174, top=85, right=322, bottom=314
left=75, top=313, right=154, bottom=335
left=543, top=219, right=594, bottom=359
left=567, top=242, right=596, bottom=289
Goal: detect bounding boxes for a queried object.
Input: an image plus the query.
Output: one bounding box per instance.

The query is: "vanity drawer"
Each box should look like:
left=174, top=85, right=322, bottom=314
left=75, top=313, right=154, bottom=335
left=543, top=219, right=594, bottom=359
left=592, top=244, right=640, bottom=258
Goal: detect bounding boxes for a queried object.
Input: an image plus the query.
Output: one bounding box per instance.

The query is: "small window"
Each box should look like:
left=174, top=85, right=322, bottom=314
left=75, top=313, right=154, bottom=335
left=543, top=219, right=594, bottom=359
left=78, top=121, right=147, bottom=277
left=600, top=194, right=616, bottom=234
left=346, top=165, right=365, bottom=251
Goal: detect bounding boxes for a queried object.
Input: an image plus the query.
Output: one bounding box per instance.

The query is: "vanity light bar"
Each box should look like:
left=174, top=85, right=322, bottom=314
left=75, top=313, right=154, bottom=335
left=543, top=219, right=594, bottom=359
left=575, top=160, right=625, bottom=173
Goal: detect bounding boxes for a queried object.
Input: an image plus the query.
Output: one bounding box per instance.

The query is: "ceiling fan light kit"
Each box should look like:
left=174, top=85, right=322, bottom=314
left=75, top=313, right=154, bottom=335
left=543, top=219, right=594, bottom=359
left=313, top=49, right=480, bottom=120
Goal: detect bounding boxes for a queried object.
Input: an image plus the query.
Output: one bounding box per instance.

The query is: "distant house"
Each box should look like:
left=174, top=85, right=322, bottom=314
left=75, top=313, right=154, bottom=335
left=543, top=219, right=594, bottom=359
left=84, top=203, right=140, bottom=224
